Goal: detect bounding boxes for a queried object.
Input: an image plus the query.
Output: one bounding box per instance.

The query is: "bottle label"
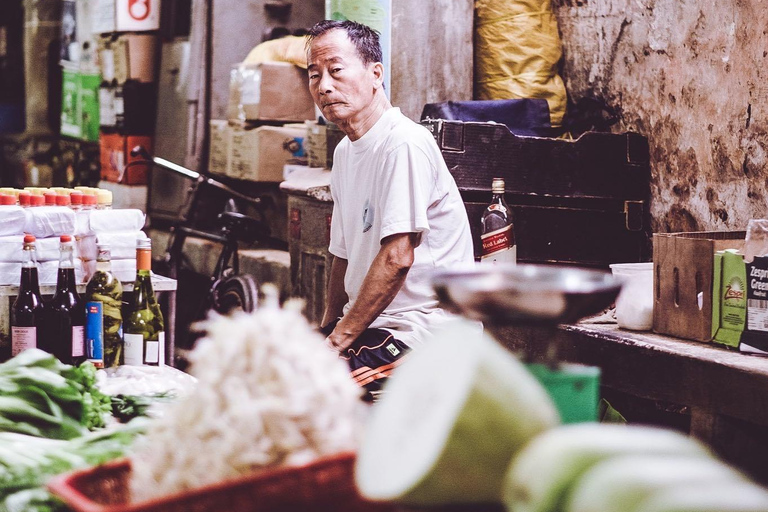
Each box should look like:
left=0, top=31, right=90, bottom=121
left=11, top=327, right=36, bottom=356
left=85, top=301, right=104, bottom=368
left=481, top=225, right=514, bottom=258
left=123, top=333, right=143, bottom=366
left=481, top=244, right=517, bottom=264
left=158, top=331, right=165, bottom=366
left=145, top=335, right=160, bottom=364
left=72, top=325, right=85, bottom=357
left=488, top=203, right=507, bottom=213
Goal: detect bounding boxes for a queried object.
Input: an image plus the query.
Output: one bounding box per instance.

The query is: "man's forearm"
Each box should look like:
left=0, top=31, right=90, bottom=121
left=322, top=256, right=349, bottom=328
left=330, top=233, right=416, bottom=348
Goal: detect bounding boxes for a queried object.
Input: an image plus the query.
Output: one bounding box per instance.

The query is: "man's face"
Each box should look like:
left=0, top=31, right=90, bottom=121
left=307, top=29, right=381, bottom=126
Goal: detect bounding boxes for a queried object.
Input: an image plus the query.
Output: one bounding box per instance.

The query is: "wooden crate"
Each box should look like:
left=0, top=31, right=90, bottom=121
left=653, top=231, right=745, bottom=342
left=422, top=119, right=651, bottom=267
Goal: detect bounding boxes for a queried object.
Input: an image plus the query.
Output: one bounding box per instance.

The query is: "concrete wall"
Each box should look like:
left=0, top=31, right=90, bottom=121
left=552, top=0, right=768, bottom=233
left=391, top=0, right=474, bottom=120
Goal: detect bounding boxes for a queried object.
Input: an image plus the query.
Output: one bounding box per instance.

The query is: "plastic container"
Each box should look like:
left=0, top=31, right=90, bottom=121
left=48, top=453, right=396, bottom=512
left=81, top=194, right=97, bottom=210
left=96, top=190, right=113, bottom=209
left=610, top=262, right=654, bottom=331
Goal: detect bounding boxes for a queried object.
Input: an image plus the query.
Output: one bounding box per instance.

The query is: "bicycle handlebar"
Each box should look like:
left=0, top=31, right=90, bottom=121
left=128, top=145, right=267, bottom=209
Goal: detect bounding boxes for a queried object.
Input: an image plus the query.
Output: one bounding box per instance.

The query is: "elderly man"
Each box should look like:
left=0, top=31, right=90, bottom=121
left=307, top=20, right=474, bottom=400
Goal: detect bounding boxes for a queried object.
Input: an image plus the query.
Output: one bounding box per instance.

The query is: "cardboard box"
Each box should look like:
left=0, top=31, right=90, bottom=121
left=711, top=250, right=747, bottom=348
left=99, top=81, right=157, bottom=133
left=61, top=67, right=101, bottom=142
left=99, top=33, right=158, bottom=83
left=653, top=231, right=746, bottom=342
left=97, top=180, right=148, bottom=211
left=230, top=63, right=315, bottom=123
left=208, top=120, right=232, bottom=175
left=114, top=33, right=158, bottom=83
left=98, top=36, right=116, bottom=82
left=100, top=132, right=153, bottom=185
left=93, top=0, right=116, bottom=34
left=305, top=120, right=327, bottom=168
left=116, top=0, right=161, bottom=32
left=98, top=86, right=117, bottom=127
left=741, top=256, right=768, bottom=354
left=228, top=124, right=306, bottom=182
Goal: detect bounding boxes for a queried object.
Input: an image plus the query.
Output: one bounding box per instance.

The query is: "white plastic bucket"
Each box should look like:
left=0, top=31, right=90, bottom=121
left=610, top=262, right=654, bottom=331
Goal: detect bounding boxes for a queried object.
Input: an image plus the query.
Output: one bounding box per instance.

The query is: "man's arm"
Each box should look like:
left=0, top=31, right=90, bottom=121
left=326, top=232, right=418, bottom=351
left=321, top=256, right=349, bottom=329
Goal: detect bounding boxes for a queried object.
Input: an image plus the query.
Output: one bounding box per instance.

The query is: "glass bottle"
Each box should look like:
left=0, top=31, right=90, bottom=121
left=124, top=238, right=165, bottom=366
left=84, top=244, right=123, bottom=368
left=44, top=235, right=86, bottom=365
left=480, top=177, right=517, bottom=264
left=11, top=235, right=45, bottom=356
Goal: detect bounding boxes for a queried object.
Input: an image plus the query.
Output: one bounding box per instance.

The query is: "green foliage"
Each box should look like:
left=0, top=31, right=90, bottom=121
left=0, top=419, right=147, bottom=508
left=0, top=350, right=112, bottom=439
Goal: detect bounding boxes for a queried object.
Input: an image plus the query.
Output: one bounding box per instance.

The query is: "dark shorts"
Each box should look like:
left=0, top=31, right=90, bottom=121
left=321, top=319, right=411, bottom=402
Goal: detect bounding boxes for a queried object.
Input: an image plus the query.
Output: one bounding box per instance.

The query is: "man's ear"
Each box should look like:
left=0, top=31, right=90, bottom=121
left=371, top=62, right=385, bottom=90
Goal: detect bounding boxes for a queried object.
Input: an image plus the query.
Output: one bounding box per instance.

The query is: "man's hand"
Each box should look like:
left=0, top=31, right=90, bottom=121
left=325, top=331, right=356, bottom=352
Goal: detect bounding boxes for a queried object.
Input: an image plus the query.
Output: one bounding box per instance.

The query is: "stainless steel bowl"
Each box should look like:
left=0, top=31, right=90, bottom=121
left=432, top=264, right=622, bottom=326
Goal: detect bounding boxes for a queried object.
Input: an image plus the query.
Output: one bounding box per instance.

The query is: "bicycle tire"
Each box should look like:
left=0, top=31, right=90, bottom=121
left=211, top=274, right=259, bottom=315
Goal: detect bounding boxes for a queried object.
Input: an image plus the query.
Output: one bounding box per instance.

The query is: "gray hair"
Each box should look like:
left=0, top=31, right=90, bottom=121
left=307, top=20, right=382, bottom=65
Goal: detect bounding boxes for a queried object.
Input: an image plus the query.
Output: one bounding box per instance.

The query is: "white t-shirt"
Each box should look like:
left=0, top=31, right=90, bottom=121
left=329, top=107, right=475, bottom=347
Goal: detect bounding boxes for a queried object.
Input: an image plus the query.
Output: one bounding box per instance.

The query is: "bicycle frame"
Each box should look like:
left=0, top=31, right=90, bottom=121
left=124, top=148, right=267, bottom=283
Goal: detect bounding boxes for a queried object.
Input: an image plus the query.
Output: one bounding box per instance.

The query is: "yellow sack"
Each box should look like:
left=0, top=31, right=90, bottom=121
left=475, top=0, right=567, bottom=127
left=243, top=35, right=309, bottom=69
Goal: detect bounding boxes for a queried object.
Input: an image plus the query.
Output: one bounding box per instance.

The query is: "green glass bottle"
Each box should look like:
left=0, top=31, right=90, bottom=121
left=85, top=244, right=123, bottom=368
left=124, top=238, right=165, bottom=366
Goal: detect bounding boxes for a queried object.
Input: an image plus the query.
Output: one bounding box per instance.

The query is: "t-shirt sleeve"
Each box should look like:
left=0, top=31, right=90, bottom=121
left=328, top=174, right=347, bottom=259
left=378, top=141, right=436, bottom=242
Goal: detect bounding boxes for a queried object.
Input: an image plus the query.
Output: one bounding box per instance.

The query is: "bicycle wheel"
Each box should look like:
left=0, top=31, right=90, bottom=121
left=211, top=274, right=259, bottom=315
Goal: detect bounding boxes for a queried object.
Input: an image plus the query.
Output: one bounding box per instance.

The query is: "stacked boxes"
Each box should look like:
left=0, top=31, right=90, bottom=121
left=209, top=62, right=315, bottom=182
left=96, top=0, right=161, bottom=186
left=0, top=206, right=145, bottom=285
left=59, top=0, right=102, bottom=142
left=61, top=66, right=101, bottom=142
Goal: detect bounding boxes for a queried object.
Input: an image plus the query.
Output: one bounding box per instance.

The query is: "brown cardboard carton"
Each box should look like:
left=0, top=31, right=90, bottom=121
left=208, top=120, right=231, bottom=176
left=100, top=132, right=154, bottom=185
left=114, top=34, right=159, bottom=83
left=232, top=62, right=315, bottom=123
left=653, top=231, right=746, bottom=341
left=229, top=124, right=306, bottom=182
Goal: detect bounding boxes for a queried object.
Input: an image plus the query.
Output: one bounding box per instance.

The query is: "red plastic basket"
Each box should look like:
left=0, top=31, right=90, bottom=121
left=48, top=453, right=396, bottom=512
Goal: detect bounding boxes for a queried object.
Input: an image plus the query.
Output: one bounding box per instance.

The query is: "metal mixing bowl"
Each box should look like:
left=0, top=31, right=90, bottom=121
left=432, top=264, right=622, bottom=326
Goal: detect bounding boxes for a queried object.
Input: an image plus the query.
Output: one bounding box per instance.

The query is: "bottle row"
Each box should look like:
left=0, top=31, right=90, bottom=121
left=11, top=234, right=163, bottom=369
left=0, top=187, right=112, bottom=210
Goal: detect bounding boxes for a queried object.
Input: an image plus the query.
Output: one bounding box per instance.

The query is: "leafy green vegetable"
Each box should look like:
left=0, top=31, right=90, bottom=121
left=110, top=392, right=175, bottom=423
left=1, top=488, right=68, bottom=512
left=0, top=419, right=147, bottom=507
left=0, top=350, right=112, bottom=439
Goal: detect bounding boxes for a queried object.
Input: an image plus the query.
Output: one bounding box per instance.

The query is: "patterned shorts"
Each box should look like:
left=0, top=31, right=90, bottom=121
left=321, top=319, right=411, bottom=402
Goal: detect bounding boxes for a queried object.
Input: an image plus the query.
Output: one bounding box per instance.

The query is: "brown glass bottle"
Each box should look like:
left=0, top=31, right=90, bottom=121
left=44, top=235, right=86, bottom=365
left=11, top=235, right=45, bottom=356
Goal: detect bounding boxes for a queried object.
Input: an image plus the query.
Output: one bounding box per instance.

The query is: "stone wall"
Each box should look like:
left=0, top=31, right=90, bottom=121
left=552, top=0, right=768, bottom=232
